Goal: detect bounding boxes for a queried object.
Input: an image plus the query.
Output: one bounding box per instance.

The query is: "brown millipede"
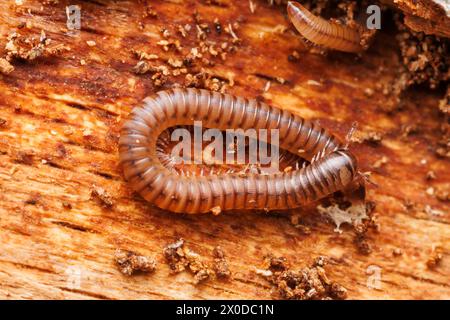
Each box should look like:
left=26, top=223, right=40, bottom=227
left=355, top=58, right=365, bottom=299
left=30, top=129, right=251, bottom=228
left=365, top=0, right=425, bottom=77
left=119, top=88, right=359, bottom=214
left=287, top=1, right=364, bottom=53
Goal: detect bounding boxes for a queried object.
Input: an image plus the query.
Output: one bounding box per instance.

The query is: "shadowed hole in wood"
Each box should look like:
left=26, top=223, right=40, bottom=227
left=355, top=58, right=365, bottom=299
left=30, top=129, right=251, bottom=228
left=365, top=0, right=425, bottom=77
left=0, top=260, right=54, bottom=274
left=82, top=0, right=108, bottom=7
left=198, top=0, right=230, bottom=8
left=50, top=220, right=99, bottom=234
left=56, top=287, right=113, bottom=300
left=65, top=102, right=89, bottom=111
left=92, top=171, right=116, bottom=180
left=254, top=73, right=289, bottom=85
left=43, top=160, right=64, bottom=169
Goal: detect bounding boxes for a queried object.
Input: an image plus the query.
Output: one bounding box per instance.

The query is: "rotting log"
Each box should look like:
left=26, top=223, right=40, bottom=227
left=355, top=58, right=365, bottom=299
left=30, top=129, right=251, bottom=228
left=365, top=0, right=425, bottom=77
left=0, top=0, right=448, bottom=299
left=382, top=0, right=450, bottom=38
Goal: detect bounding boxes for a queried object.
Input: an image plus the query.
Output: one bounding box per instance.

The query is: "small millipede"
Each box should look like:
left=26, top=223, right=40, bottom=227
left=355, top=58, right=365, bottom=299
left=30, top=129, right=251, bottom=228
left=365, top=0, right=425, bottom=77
left=119, top=88, right=359, bottom=214
left=287, top=1, right=364, bottom=53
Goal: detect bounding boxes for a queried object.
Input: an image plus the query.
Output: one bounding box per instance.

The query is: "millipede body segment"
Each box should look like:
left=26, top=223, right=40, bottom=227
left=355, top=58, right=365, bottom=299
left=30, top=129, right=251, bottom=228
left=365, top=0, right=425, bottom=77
left=287, top=1, right=364, bottom=53
left=119, top=88, right=358, bottom=214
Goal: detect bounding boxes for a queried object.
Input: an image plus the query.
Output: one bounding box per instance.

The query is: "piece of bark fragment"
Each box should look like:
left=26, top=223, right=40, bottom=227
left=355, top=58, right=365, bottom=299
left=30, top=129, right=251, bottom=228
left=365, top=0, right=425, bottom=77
left=426, top=246, right=443, bottom=269
left=115, top=249, right=157, bottom=276
left=329, top=282, right=348, bottom=300
left=351, top=130, right=383, bottom=145
left=163, top=238, right=212, bottom=283
left=257, top=255, right=347, bottom=300
left=0, top=58, right=14, bottom=74
left=91, top=185, right=114, bottom=207
left=5, top=31, right=70, bottom=62
left=133, top=60, right=151, bottom=74
left=353, top=221, right=373, bottom=255
left=212, top=246, right=231, bottom=278
left=163, top=238, right=187, bottom=273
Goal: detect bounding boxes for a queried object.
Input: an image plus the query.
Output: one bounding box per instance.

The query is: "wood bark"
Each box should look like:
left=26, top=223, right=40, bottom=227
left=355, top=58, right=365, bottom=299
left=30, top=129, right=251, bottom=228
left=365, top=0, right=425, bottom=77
left=382, top=0, right=450, bottom=37
left=0, top=0, right=448, bottom=299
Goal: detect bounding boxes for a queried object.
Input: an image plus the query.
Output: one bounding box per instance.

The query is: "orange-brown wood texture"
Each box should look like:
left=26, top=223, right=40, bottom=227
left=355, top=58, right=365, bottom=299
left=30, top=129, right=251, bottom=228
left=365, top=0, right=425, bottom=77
left=0, top=0, right=448, bottom=299
left=382, top=0, right=450, bottom=37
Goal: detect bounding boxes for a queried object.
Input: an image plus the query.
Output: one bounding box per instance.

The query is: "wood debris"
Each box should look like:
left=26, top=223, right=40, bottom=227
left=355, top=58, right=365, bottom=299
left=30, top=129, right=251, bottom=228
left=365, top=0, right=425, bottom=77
left=91, top=185, right=114, bottom=208
left=351, top=130, right=383, bottom=145
left=396, top=18, right=449, bottom=90
left=256, top=255, right=347, bottom=300
left=131, top=11, right=240, bottom=92
left=115, top=249, right=157, bottom=276
left=163, top=238, right=212, bottom=284
left=426, top=246, right=443, bottom=269
left=0, top=58, right=14, bottom=74
left=212, top=246, right=231, bottom=279
left=4, top=31, right=70, bottom=62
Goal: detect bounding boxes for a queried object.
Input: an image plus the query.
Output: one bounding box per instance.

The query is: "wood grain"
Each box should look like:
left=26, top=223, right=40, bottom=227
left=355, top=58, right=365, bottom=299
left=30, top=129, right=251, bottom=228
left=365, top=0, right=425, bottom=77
left=382, top=0, right=450, bottom=38
left=0, top=0, right=448, bottom=299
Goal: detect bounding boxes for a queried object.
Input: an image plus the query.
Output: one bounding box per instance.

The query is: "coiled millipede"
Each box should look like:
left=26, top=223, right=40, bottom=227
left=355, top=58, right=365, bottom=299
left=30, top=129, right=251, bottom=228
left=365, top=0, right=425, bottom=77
left=119, top=88, right=359, bottom=214
left=287, top=1, right=364, bottom=53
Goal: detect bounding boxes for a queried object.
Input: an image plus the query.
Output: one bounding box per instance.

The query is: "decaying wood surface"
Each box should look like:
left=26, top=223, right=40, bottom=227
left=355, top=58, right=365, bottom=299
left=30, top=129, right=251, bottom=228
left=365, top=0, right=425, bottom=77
left=382, top=0, right=450, bottom=38
left=0, top=0, right=448, bottom=299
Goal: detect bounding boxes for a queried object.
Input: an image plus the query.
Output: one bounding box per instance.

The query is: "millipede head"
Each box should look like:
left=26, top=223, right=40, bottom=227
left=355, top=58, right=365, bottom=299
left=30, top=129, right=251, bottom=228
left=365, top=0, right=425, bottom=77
left=356, top=170, right=378, bottom=189
left=333, top=149, right=358, bottom=186
left=337, top=178, right=367, bottom=210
